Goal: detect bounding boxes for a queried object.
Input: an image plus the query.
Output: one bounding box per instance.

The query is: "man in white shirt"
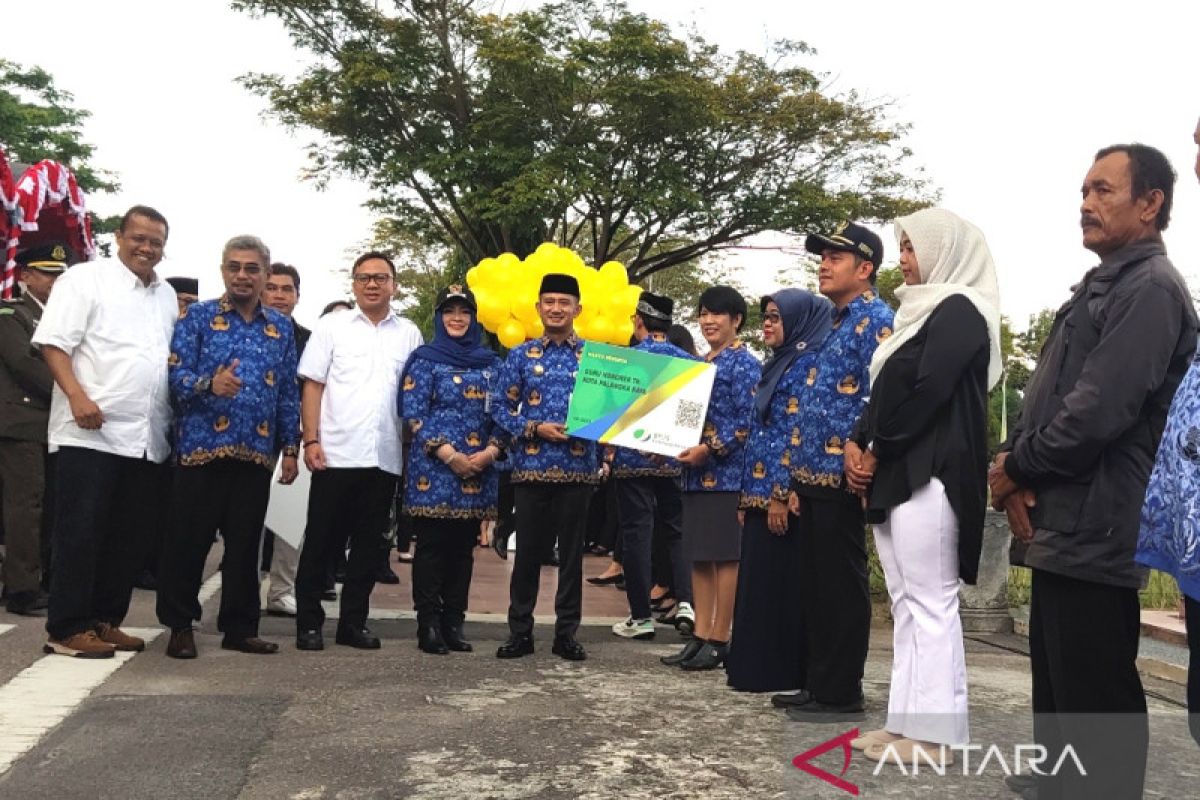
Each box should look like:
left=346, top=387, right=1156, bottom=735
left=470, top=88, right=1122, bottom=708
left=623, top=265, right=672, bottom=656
left=32, top=205, right=179, bottom=658
left=294, top=252, right=423, bottom=651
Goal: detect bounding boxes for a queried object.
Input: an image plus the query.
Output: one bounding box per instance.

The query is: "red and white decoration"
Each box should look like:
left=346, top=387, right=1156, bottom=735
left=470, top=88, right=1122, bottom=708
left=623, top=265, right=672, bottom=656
left=0, top=146, right=96, bottom=298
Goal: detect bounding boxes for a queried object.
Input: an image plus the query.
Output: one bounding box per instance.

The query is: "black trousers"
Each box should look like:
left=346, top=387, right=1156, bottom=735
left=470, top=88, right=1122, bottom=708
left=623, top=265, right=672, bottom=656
left=156, top=460, right=272, bottom=639
left=1029, top=568, right=1148, bottom=800
left=296, top=467, right=396, bottom=632
left=0, top=439, right=50, bottom=596
left=1186, top=594, right=1199, bottom=747
left=615, top=476, right=689, bottom=619
left=411, top=517, right=478, bottom=626
left=45, top=447, right=159, bottom=640
left=797, top=491, right=870, bottom=704
left=509, top=482, right=592, bottom=638
left=496, top=471, right=517, bottom=542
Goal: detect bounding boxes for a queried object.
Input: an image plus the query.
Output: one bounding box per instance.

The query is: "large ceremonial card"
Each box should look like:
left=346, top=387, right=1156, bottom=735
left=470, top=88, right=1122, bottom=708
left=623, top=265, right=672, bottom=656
left=566, top=341, right=716, bottom=457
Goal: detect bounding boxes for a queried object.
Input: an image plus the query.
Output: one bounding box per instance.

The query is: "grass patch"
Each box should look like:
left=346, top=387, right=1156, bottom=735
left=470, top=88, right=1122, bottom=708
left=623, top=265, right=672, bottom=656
left=1008, top=566, right=1181, bottom=609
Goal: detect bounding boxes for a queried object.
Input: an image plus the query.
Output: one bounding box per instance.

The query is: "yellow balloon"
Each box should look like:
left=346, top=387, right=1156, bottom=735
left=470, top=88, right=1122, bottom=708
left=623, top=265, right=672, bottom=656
left=465, top=265, right=483, bottom=289
left=527, top=317, right=545, bottom=339
left=574, top=316, right=592, bottom=340
left=612, top=319, right=635, bottom=346
left=621, top=284, right=642, bottom=310
left=598, top=260, right=628, bottom=289
left=498, top=318, right=526, bottom=349
left=511, top=290, right=539, bottom=324
left=476, top=290, right=508, bottom=332
left=534, top=242, right=558, bottom=258
left=588, top=315, right=614, bottom=343
left=496, top=252, right=520, bottom=270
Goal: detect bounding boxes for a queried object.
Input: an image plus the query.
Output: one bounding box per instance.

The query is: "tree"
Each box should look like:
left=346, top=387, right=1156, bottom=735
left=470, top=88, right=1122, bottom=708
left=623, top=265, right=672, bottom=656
left=235, top=0, right=928, bottom=280
left=0, top=60, right=116, bottom=194
left=874, top=265, right=902, bottom=309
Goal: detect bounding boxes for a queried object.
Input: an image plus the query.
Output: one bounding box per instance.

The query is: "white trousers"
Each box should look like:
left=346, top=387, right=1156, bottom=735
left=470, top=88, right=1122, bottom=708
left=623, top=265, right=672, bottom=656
left=873, top=478, right=969, bottom=745
left=268, top=533, right=301, bottom=603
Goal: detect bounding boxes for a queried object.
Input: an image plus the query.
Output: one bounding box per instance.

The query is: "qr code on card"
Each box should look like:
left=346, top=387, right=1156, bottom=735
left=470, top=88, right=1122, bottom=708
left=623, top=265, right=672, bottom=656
left=675, top=399, right=704, bottom=429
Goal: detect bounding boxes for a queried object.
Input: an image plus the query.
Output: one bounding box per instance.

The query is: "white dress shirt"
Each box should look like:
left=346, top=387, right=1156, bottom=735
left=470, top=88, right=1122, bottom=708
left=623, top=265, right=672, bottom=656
left=298, top=308, right=423, bottom=476
left=32, top=257, right=178, bottom=463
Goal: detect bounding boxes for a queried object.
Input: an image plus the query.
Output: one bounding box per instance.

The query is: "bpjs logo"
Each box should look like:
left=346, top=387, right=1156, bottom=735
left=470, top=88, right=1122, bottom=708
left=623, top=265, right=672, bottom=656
left=792, top=729, right=1087, bottom=796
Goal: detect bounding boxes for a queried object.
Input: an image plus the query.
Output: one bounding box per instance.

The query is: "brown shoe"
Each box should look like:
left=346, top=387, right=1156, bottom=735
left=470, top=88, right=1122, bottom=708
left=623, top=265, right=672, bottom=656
left=166, top=629, right=198, bottom=659
left=221, top=636, right=279, bottom=655
left=96, top=622, right=145, bottom=652
left=43, top=630, right=116, bottom=659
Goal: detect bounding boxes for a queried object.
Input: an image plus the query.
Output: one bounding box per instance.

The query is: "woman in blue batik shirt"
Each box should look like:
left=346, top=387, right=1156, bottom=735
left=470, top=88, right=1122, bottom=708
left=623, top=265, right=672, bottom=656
left=727, top=289, right=833, bottom=692
left=400, top=286, right=503, bottom=656
left=1136, top=354, right=1200, bottom=746
left=666, top=286, right=761, bottom=671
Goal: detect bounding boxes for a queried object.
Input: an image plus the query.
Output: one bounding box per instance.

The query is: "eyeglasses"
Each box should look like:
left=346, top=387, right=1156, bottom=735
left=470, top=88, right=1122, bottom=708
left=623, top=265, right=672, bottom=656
left=222, top=262, right=264, bottom=276
left=763, top=312, right=782, bottom=324
left=352, top=273, right=393, bottom=286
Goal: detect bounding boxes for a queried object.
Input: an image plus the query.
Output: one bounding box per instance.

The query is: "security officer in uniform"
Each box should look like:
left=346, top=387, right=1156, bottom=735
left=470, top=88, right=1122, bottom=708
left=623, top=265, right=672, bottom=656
left=0, top=242, right=71, bottom=615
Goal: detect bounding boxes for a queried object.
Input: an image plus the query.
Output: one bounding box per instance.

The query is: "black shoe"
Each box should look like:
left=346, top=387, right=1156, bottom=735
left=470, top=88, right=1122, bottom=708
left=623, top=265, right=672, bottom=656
left=661, top=638, right=704, bottom=666
left=650, top=591, right=674, bottom=611
left=492, top=533, right=510, bottom=561
left=551, top=635, right=587, bottom=661
left=417, top=623, right=449, bottom=655
left=586, top=572, right=624, bottom=586
left=441, top=622, right=473, bottom=653
left=320, top=589, right=337, bottom=602
left=496, top=634, right=535, bottom=659
left=220, top=636, right=280, bottom=655
left=680, top=640, right=727, bottom=671
left=296, top=629, right=325, bottom=651
left=784, top=693, right=865, bottom=721
left=336, top=625, right=381, bottom=649
left=132, top=569, right=158, bottom=591
left=771, top=689, right=815, bottom=709
left=375, top=565, right=400, bottom=585
left=1005, top=774, right=1038, bottom=796
left=5, top=590, right=48, bottom=617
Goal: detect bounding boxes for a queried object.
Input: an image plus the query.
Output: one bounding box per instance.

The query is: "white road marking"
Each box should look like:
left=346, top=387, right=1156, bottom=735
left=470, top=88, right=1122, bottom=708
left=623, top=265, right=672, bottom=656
left=0, top=626, right=162, bottom=775
left=198, top=572, right=222, bottom=605
left=0, top=624, right=15, bottom=637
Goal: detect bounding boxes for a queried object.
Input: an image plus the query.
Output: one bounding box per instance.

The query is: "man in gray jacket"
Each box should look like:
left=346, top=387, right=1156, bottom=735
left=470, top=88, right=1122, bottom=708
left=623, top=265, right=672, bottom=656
left=991, top=144, right=1198, bottom=799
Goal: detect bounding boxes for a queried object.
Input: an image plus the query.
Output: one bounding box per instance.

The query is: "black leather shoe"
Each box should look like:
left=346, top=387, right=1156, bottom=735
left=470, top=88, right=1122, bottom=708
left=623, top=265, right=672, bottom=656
left=417, top=623, right=449, bottom=655
left=660, top=638, right=704, bottom=666
left=166, top=629, right=198, bottom=659
left=771, top=689, right=815, bottom=709
left=5, top=590, right=48, bottom=617
left=551, top=635, right=587, bottom=661
left=785, top=693, right=865, bottom=721
left=441, top=622, right=473, bottom=653
left=496, top=634, right=534, bottom=659
left=492, top=532, right=510, bottom=560
left=336, top=625, right=381, bottom=649
left=296, top=629, right=325, bottom=651
left=375, top=565, right=401, bottom=585
left=585, top=573, right=624, bottom=586
left=680, top=640, right=727, bottom=671
left=221, top=636, right=280, bottom=655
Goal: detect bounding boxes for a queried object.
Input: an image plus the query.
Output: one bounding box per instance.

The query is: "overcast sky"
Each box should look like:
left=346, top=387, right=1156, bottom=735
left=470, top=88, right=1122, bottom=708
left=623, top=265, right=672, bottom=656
left=5, top=0, right=1197, bottom=328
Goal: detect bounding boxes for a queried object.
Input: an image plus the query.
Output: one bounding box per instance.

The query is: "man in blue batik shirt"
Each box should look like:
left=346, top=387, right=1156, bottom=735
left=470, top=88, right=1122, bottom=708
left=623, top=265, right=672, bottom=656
left=492, top=273, right=599, bottom=662
left=609, top=292, right=697, bottom=642
left=778, top=222, right=894, bottom=719
left=157, top=236, right=300, bottom=660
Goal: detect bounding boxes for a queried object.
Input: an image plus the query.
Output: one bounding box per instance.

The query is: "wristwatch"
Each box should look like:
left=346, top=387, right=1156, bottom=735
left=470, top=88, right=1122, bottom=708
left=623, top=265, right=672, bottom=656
left=195, top=375, right=212, bottom=394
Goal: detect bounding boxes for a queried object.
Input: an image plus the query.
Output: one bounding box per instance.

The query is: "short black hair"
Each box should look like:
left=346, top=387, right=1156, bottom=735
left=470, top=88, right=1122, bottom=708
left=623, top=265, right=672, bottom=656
left=269, top=263, right=301, bottom=292
left=321, top=299, right=354, bottom=316
left=119, top=205, right=169, bottom=239
left=667, top=324, right=697, bottom=356
left=352, top=251, right=397, bottom=278
left=1094, top=143, right=1176, bottom=231
left=697, top=285, right=748, bottom=332
left=641, top=313, right=671, bottom=334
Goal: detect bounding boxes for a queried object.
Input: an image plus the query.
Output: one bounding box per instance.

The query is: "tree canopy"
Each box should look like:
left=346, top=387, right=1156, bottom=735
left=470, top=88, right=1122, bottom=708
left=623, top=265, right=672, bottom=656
left=0, top=60, right=116, bottom=194
left=235, top=0, right=927, bottom=279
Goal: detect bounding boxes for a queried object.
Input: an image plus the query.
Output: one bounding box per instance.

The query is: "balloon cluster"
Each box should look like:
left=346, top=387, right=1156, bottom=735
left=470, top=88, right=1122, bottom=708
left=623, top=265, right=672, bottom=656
left=465, top=243, right=642, bottom=349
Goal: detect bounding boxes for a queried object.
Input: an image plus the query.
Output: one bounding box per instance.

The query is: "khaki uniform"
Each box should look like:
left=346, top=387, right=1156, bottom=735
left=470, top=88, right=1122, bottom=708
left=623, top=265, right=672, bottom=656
left=0, top=294, right=53, bottom=595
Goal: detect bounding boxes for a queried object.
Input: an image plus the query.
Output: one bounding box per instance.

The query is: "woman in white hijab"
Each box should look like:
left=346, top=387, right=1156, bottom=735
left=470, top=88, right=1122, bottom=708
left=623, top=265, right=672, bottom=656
left=844, top=208, right=1002, bottom=765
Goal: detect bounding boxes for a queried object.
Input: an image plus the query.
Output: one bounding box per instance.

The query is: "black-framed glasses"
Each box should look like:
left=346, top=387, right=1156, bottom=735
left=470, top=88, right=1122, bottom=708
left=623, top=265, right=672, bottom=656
left=222, top=262, right=264, bottom=276
left=352, top=273, right=393, bottom=286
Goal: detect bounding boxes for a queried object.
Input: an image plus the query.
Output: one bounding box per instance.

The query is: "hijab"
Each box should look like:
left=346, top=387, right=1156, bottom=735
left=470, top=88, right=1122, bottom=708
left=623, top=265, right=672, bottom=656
left=754, top=288, right=835, bottom=423
left=869, top=208, right=1002, bottom=390
left=406, top=297, right=496, bottom=371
